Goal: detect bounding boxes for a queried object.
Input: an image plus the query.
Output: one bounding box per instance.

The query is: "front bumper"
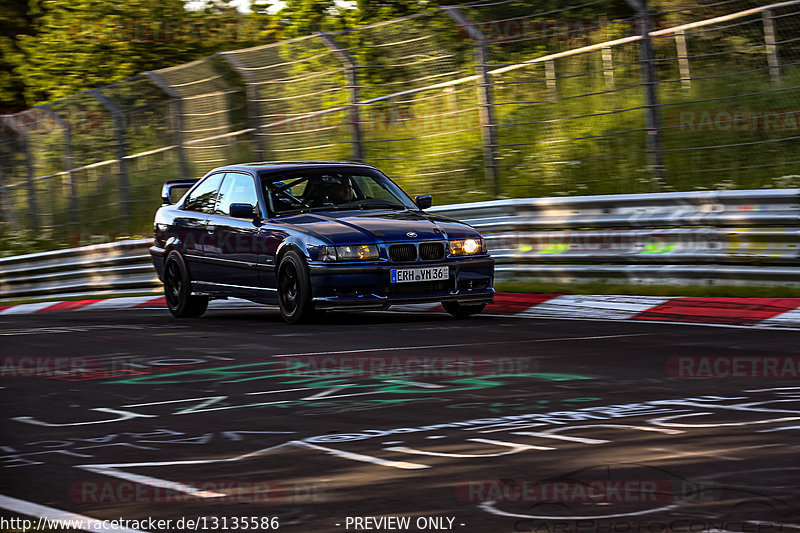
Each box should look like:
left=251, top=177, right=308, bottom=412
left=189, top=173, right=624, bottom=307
left=150, top=246, right=166, bottom=281
left=308, top=256, right=494, bottom=310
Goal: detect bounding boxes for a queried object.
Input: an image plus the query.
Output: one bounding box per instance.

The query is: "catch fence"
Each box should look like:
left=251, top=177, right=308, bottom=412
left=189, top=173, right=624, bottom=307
left=1, top=0, right=799, bottom=251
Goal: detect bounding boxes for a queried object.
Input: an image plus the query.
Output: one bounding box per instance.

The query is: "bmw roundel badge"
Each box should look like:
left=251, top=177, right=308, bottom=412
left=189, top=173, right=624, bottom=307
left=406, top=232, right=417, bottom=238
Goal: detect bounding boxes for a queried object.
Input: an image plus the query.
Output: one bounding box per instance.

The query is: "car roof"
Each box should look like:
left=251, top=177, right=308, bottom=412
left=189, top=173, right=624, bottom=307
left=214, top=161, right=377, bottom=175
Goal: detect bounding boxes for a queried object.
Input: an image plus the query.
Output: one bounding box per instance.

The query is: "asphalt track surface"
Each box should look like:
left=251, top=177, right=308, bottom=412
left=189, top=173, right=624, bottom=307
left=1, top=306, right=800, bottom=532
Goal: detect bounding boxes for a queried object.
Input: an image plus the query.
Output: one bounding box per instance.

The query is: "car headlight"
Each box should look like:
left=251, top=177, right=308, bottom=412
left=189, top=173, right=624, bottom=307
left=449, top=237, right=484, bottom=256
left=319, top=244, right=380, bottom=261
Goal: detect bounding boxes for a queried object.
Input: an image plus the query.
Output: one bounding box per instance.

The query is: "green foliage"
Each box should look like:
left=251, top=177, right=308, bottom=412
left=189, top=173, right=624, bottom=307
left=2, top=0, right=799, bottom=256
left=278, top=0, right=350, bottom=36
left=4, top=0, right=279, bottom=109
left=0, top=227, right=61, bottom=257
left=0, top=0, right=41, bottom=110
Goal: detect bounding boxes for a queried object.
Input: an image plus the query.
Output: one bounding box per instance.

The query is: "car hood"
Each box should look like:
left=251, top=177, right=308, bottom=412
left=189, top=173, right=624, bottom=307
left=275, top=209, right=479, bottom=244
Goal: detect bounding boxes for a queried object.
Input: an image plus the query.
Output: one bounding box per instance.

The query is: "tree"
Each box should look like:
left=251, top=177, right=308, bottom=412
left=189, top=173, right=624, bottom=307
left=12, top=0, right=277, bottom=106
left=0, top=0, right=41, bottom=112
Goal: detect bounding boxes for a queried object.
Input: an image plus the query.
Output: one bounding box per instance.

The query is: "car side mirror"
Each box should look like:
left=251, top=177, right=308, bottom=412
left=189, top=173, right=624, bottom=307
left=415, top=195, right=432, bottom=210
left=230, top=203, right=256, bottom=219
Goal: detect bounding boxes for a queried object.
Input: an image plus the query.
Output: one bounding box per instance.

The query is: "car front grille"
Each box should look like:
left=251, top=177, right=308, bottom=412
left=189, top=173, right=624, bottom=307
left=389, top=244, right=417, bottom=262
left=419, top=242, right=445, bottom=261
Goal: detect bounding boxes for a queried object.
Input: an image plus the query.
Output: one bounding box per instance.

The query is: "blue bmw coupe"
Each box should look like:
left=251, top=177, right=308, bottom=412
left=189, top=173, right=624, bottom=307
left=150, top=162, right=494, bottom=323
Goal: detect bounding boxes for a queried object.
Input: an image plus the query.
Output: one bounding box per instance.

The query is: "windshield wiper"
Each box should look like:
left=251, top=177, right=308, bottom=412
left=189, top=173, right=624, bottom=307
left=275, top=208, right=311, bottom=216
left=357, top=202, right=406, bottom=210
left=307, top=205, right=356, bottom=212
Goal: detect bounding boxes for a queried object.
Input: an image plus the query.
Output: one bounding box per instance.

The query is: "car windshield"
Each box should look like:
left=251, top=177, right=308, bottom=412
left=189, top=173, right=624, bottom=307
left=264, top=170, right=418, bottom=216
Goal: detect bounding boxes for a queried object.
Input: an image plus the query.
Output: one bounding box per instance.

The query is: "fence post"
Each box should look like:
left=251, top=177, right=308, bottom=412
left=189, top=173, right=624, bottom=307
left=7, top=112, right=42, bottom=231
left=22, top=130, right=40, bottom=231
left=545, top=60, right=558, bottom=101
left=0, top=160, right=11, bottom=229
left=675, top=30, right=691, bottom=90
left=40, top=105, right=79, bottom=230
left=602, top=47, right=615, bottom=90
left=763, top=10, right=781, bottom=85
left=146, top=71, right=191, bottom=179
left=444, top=7, right=500, bottom=199
left=88, top=89, right=131, bottom=231
left=218, top=53, right=266, bottom=162
left=626, top=0, right=666, bottom=191
left=318, top=33, right=364, bottom=163
left=0, top=115, right=19, bottom=229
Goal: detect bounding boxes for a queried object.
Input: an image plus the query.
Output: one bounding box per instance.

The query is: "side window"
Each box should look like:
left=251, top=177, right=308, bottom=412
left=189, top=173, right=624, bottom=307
left=265, top=175, right=309, bottom=215
left=215, top=172, right=259, bottom=217
left=183, top=173, right=224, bottom=214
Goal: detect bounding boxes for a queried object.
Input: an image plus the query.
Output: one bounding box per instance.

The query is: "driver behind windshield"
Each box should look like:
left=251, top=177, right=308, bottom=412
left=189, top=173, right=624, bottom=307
left=325, top=179, right=354, bottom=205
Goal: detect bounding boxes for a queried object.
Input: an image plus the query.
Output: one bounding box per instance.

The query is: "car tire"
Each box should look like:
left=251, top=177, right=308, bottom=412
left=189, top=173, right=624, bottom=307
left=163, top=251, right=209, bottom=318
left=442, top=301, right=486, bottom=319
left=278, top=250, right=314, bottom=324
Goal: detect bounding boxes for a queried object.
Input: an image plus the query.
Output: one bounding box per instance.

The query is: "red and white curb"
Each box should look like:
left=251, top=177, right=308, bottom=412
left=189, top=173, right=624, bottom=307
left=2, top=293, right=800, bottom=328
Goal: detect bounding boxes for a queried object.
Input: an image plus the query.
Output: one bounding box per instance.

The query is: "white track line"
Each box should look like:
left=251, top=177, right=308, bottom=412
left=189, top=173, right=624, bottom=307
left=268, top=333, right=651, bottom=358
left=294, top=441, right=429, bottom=470
left=0, top=493, right=148, bottom=533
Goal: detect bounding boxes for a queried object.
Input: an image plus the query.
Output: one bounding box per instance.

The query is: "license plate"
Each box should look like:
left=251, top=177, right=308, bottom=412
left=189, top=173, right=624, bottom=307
left=391, top=266, right=449, bottom=283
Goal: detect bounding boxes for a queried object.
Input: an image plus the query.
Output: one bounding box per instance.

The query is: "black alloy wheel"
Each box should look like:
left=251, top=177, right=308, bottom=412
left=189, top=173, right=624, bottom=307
left=163, top=251, right=208, bottom=318
left=277, top=250, right=314, bottom=324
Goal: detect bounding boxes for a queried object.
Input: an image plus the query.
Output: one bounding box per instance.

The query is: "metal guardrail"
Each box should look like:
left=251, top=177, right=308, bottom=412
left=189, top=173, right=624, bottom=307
left=0, top=239, right=159, bottom=302
left=0, top=189, right=798, bottom=303
left=433, top=189, right=800, bottom=229
left=430, top=189, right=800, bottom=286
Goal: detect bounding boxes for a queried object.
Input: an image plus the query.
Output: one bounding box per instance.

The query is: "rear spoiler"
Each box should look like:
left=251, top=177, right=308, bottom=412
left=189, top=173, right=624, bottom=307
left=161, top=179, right=199, bottom=205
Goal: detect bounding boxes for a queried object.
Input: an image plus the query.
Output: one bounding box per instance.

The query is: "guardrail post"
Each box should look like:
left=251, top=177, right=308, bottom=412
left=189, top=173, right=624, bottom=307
left=626, top=0, right=666, bottom=191
left=40, top=105, right=79, bottom=230
left=218, top=53, right=266, bottom=162
left=763, top=10, right=781, bottom=85
left=318, top=33, right=364, bottom=163
left=675, top=30, right=691, bottom=90
left=444, top=7, right=500, bottom=199
left=88, top=89, right=131, bottom=231
left=145, top=71, right=191, bottom=179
